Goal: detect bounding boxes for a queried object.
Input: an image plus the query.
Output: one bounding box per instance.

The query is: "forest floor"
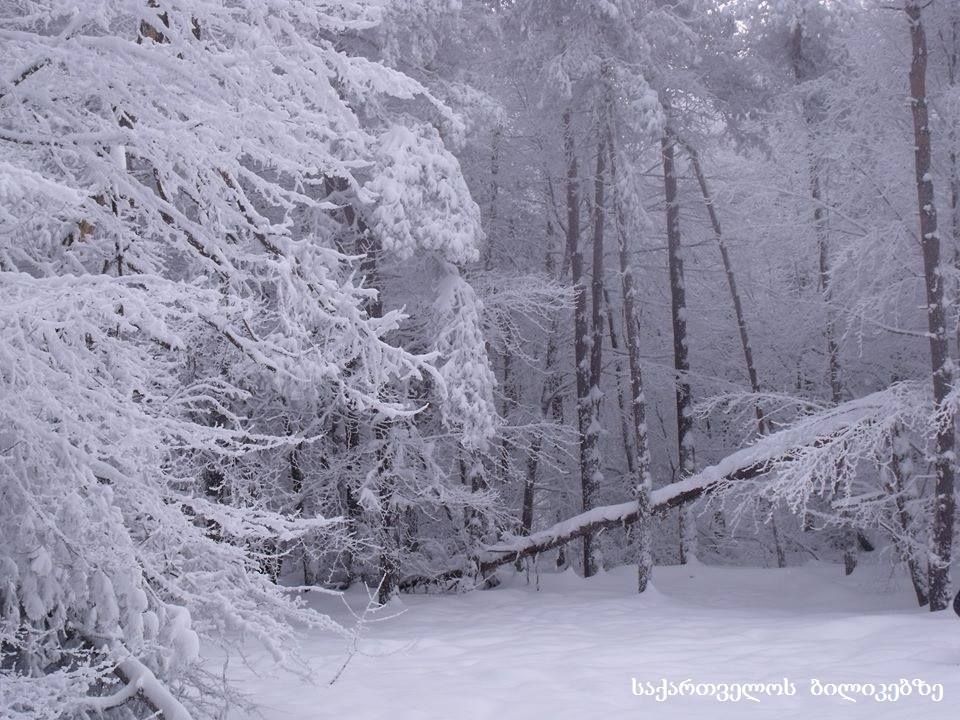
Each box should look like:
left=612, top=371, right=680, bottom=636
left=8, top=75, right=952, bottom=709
left=224, top=560, right=960, bottom=719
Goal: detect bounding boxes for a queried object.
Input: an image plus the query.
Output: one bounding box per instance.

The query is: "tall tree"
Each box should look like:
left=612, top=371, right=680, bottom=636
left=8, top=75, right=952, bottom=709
left=608, top=130, right=655, bottom=591
left=684, top=140, right=786, bottom=568
left=0, top=0, right=495, bottom=710
left=905, top=0, right=956, bottom=612
left=563, top=107, right=603, bottom=576
left=661, top=118, right=697, bottom=562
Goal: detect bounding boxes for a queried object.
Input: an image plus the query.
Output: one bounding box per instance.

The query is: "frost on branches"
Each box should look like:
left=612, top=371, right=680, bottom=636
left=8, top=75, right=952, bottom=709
left=0, top=1, right=490, bottom=717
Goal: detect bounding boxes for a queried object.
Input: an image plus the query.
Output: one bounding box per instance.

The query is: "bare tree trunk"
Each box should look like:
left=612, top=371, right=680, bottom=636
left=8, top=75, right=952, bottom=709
left=791, top=22, right=843, bottom=405
left=945, top=16, right=960, bottom=357
left=487, top=125, right=516, bottom=486
left=520, top=439, right=538, bottom=542
left=809, top=144, right=852, bottom=577
left=887, top=423, right=929, bottom=607
left=684, top=143, right=785, bottom=567
left=604, top=288, right=638, bottom=480
left=480, top=441, right=810, bottom=575
left=661, top=120, right=696, bottom=564
left=348, top=207, right=401, bottom=604
left=608, top=134, right=654, bottom=592
left=684, top=144, right=765, bottom=433
left=810, top=176, right=843, bottom=407
left=563, top=109, right=600, bottom=577
left=518, top=211, right=565, bottom=569
left=906, top=0, right=956, bottom=612
left=485, top=125, right=501, bottom=271
left=327, top=191, right=381, bottom=590
left=946, top=24, right=960, bottom=604
left=581, top=135, right=607, bottom=576
left=375, top=423, right=399, bottom=604
left=945, top=22, right=960, bottom=604
left=791, top=21, right=855, bottom=574
left=359, top=217, right=388, bottom=596
left=497, top=342, right=516, bottom=484
left=465, top=450, right=490, bottom=547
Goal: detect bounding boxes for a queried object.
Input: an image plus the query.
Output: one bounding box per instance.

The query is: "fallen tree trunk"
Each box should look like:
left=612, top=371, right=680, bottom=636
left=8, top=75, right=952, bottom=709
left=80, top=640, right=194, bottom=720
left=478, top=386, right=888, bottom=575
left=478, top=452, right=775, bottom=575
left=394, top=393, right=886, bottom=585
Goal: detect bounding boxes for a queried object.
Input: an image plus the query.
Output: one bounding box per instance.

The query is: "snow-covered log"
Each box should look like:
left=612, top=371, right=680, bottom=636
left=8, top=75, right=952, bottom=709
left=88, top=656, right=193, bottom=720
left=478, top=461, right=764, bottom=574
left=479, top=395, right=883, bottom=573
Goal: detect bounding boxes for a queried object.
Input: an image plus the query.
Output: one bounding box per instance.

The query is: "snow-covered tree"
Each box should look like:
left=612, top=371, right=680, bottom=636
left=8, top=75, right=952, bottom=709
left=1, top=0, right=494, bottom=713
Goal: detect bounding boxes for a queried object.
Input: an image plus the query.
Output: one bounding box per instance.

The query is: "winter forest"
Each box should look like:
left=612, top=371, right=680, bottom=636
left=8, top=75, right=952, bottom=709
left=5, top=0, right=960, bottom=718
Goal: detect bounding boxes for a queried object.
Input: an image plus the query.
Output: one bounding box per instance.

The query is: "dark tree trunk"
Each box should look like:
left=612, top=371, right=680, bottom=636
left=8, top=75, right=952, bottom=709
left=376, top=422, right=399, bottom=605
left=791, top=20, right=855, bottom=574
left=348, top=204, right=400, bottom=604
left=685, top=143, right=765, bottom=433
left=564, top=109, right=601, bottom=577
left=604, top=288, right=638, bottom=481
left=887, top=423, right=929, bottom=607
left=488, top=125, right=516, bottom=486
left=465, top=450, right=490, bottom=548
left=684, top=142, right=785, bottom=568
left=608, top=134, right=654, bottom=592
left=479, top=442, right=807, bottom=576
left=906, top=0, right=956, bottom=612
left=580, top=136, right=607, bottom=575
left=496, top=328, right=516, bottom=485
left=946, top=16, right=960, bottom=357
left=485, top=125, right=501, bottom=271
left=661, top=120, right=696, bottom=563
left=810, top=174, right=843, bottom=408
left=517, top=215, right=564, bottom=571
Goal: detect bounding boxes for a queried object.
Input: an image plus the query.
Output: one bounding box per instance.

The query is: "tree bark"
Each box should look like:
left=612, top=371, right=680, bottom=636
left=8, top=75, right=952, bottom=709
left=661, top=120, right=696, bottom=564
left=887, top=423, right=929, bottom=607
left=906, top=0, right=956, bottom=612
left=684, top=141, right=785, bottom=568
left=684, top=143, right=765, bottom=433
left=810, top=174, right=843, bottom=408
left=564, top=109, right=602, bottom=577
left=604, top=288, right=638, bottom=481
left=945, top=15, right=960, bottom=357
left=347, top=204, right=401, bottom=604
left=487, top=126, right=517, bottom=487
left=476, top=419, right=857, bottom=577
left=582, top=136, right=607, bottom=575
left=518, top=211, right=565, bottom=568
left=791, top=19, right=855, bottom=574
left=608, top=135, right=654, bottom=592
left=375, top=420, right=399, bottom=605
left=479, top=445, right=797, bottom=576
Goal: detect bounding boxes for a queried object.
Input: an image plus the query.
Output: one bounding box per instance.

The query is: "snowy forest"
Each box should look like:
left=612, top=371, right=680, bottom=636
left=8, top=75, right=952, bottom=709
left=4, top=0, right=960, bottom=718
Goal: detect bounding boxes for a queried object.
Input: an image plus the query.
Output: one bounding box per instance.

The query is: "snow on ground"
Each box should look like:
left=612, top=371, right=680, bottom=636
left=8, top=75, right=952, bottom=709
left=223, top=560, right=959, bottom=719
